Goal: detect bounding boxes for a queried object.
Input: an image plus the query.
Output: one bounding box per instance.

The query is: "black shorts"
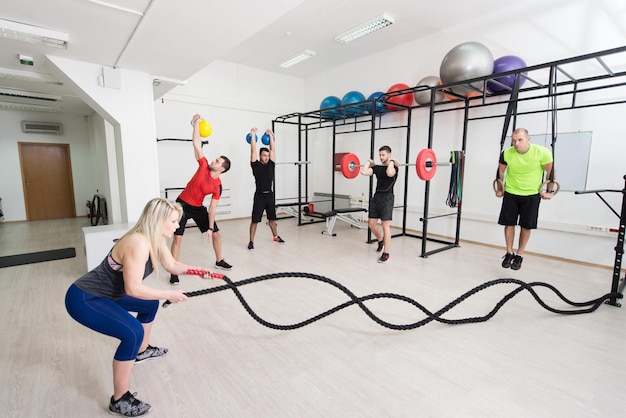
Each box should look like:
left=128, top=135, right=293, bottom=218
left=251, top=192, right=277, bottom=223
left=368, top=193, right=394, bottom=221
left=174, top=198, right=219, bottom=235
left=498, top=192, right=541, bottom=229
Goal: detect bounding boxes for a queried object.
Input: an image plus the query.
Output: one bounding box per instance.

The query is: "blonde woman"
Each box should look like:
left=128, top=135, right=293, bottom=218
left=65, top=198, right=216, bottom=417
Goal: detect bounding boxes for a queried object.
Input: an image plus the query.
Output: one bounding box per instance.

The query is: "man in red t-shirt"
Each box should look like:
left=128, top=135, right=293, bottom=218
left=169, top=114, right=232, bottom=285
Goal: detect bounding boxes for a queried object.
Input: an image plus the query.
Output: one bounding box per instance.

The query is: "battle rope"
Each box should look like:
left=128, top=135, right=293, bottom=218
left=446, top=151, right=465, bottom=208
left=162, top=272, right=621, bottom=331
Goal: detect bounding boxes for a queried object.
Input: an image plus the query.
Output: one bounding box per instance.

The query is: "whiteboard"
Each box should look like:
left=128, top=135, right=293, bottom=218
left=505, top=131, right=592, bottom=192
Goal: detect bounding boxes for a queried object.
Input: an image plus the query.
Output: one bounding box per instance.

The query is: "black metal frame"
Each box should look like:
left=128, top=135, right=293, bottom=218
left=574, top=175, right=626, bottom=307
left=272, top=45, right=626, bottom=264
left=156, top=138, right=208, bottom=146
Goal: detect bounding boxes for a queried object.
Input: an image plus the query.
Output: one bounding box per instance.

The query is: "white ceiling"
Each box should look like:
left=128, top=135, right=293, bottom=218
left=0, top=0, right=625, bottom=116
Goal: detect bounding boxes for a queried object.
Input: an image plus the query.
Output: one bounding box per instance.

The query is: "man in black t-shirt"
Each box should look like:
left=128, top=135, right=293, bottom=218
left=248, top=127, right=285, bottom=250
left=360, top=145, right=398, bottom=263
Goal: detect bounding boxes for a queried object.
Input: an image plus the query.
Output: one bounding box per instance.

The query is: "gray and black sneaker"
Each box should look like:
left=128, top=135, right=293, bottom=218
left=501, top=252, right=515, bottom=268
left=215, top=259, right=233, bottom=270
left=376, top=240, right=384, bottom=252
left=169, top=274, right=179, bottom=285
left=511, top=255, right=524, bottom=270
left=135, top=345, right=168, bottom=364
left=109, top=391, right=151, bottom=417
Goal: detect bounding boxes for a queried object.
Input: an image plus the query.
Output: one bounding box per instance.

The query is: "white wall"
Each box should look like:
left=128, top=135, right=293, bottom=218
left=48, top=55, right=160, bottom=223
left=2, top=1, right=624, bottom=268
left=0, top=56, right=168, bottom=225
left=0, top=111, right=92, bottom=221
left=155, top=60, right=305, bottom=220
left=298, top=1, right=626, bottom=267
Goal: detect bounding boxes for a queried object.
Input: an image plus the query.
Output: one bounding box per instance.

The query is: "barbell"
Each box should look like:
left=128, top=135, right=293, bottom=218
left=335, top=149, right=452, bottom=180
left=276, top=161, right=311, bottom=166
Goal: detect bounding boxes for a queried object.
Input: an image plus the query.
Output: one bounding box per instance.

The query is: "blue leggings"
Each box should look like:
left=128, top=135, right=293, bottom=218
left=65, top=284, right=159, bottom=361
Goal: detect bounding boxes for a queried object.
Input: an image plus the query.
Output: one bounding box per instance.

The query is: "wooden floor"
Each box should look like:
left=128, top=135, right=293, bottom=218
left=0, top=216, right=624, bottom=418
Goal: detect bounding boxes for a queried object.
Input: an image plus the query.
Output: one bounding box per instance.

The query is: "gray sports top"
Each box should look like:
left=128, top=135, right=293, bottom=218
left=74, top=250, right=154, bottom=300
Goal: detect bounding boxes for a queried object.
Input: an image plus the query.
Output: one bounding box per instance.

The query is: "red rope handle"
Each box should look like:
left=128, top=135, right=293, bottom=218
left=187, top=269, right=224, bottom=279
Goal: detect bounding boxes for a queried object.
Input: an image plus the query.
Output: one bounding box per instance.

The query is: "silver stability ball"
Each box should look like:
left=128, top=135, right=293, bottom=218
left=440, top=42, right=494, bottom=96
left=414, top=76, right=445, bottom=105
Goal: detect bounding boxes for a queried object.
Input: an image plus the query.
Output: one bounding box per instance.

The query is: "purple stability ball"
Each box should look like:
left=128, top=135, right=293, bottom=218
left=487, top=55, right=527, bottom=93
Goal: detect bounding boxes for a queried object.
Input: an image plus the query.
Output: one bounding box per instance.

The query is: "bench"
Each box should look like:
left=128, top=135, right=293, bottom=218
left=321, top=207, right=367, bottom=236
left=276, top=201, right=315, bottom=221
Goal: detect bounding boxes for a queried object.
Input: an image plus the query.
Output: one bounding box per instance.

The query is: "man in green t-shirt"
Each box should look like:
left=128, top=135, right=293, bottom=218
left=495, top=128, right=556, bottom=270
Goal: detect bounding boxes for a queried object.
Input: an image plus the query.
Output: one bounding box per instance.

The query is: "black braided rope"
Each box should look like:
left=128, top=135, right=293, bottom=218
left=162, top=272, right=621, bottom=330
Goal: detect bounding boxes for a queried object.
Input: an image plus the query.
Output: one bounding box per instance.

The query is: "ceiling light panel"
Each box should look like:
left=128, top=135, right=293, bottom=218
left=279, top=50, right=316, bottom=69
left=335, top=13, right=394, bottom=44
left=87, top=0, right=145, bottom=16
left=0, top=101, right=61, bottom=112
left=0, top=18, right=69, bottom=49
left=0, top=67, right=63, bottom=85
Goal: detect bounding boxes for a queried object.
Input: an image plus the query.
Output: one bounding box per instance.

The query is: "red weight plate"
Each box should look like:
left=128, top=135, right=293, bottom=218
left=341, top=153, right=361, bottom=179
left=416, top=148, right=437, bottom=180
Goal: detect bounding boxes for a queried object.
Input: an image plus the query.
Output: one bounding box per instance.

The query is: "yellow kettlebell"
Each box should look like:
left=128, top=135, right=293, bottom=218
left=199, top=119, right=213, bottom=138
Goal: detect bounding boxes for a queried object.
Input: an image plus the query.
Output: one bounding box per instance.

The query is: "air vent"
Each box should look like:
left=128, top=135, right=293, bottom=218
left=0, top=87, right=61, bottom=102
left=21, top=121, right=63, bottom=135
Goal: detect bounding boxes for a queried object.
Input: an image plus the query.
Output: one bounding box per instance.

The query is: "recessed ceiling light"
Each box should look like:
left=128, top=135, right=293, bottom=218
left=278, top=50, right=316, bottom=69
left=0, top=101, right=61, bottom=112
left=335, top=13, right=394, bottom=44
left=87, top=0, right=144, bottom=16
left=0, top=18, right=68, bottom=49
left=0, top=66, right=63, bottom=85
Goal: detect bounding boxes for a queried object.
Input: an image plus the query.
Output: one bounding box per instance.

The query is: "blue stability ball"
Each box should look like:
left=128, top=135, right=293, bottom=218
left=366, top=91, right=387, bottom=114
left=261, top=133, right=271, bottom=145
left=341, top=91, right=367, bottom=116
left=440, top=41, right=494, bottom=96
left=487, top=55, right=527, bottom=93
left=246, top=133, right=258, bottom=144
left=320, top=95, right=342, bottom=119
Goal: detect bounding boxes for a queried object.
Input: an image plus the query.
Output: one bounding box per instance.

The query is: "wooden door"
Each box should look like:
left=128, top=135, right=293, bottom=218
left=18, top=142, right=76, bottom=221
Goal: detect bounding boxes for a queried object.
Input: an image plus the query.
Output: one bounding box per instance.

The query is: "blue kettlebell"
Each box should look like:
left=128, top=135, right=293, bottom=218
left=246, top=133, right=258, bottom=144
left=261, top=133, right=271, bottom=145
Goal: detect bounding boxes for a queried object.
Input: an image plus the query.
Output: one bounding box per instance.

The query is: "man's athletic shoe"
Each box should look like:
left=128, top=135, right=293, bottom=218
left=215, top=259, right=233, bottom=270
left=511, top=255, right=523, bottom=270
left=135, top=345, right=168, bottom=364
left=169, top=274, right=179, bottom=285
left=109, top=391, right=151, bottom=417
left=501, top=252, right=515, bottom=268
left=378, top=252, right=390, bottom=263
left=376, top=240, right=384, bottom=252
left=247, top=241, right=254, bottom=250
left=273, top=236, right=285, bottom=244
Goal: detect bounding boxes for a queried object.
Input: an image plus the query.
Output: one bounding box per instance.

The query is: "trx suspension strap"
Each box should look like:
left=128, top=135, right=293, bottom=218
left=540, top=66, right=561, bottom=195
left=493, top=75, right=520, bottom=193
